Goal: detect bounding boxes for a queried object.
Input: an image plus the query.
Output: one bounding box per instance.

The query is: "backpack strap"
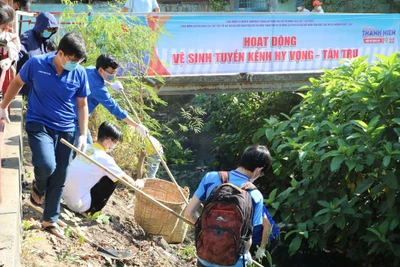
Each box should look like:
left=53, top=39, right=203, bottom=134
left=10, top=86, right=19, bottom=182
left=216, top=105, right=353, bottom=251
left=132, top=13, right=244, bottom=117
left=219, top=171, right=245, bottom=193
left=219, top=171, right=229, bottom=183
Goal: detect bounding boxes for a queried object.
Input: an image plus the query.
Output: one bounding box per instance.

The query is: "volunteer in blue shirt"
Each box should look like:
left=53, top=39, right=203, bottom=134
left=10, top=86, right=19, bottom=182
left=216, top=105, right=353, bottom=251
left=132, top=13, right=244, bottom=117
left=0, top=32, right=90, bottom=239
left=184, top=145, right=272, bottom=267
left=74, top=53, right=148, bottom=145
left=251, top=205, right=280, bottom=266
left=17, top=12, right=58, bottom=96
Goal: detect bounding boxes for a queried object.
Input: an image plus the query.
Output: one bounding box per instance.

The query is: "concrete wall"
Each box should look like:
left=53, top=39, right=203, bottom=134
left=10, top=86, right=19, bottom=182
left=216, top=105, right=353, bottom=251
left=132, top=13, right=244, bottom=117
left=0, top=97, right=23, bottom=267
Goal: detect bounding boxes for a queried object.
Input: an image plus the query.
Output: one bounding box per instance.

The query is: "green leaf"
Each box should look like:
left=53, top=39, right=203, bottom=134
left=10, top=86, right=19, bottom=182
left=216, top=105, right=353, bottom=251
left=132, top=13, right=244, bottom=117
left=314, top=208, right=330, bottom=217
left=387, top=188, right=396, bottom=209
left=368, top=115, right=380, bottom=128
left=354, top=178, right=374, bottom=195
left=265, top=250, right=272, bottom=267
left=268, top=188, right=277, bottom=201
left=383, top=171, right=398, bottom=189
left=335, top=216, right=345, bottom=229
left=345, top=160, right=356, bottom=171
left=383, top=156, right=391, bottom=168
left=79, top=235, right=85, bottom=244
left=342, top=208, right=355, bottom=215
left=298, top=150, right=307, bottom=162
left=378, top=219, right=390, bottom=236
left=366, top=227, right=381, bottom=238
left=271, top=202, right=280, bottom=210
left=284, top=230, right=299, bottom=240
left=321, top=150, right=340, bottom=161
left=288, top=236, right=303, bottom=256
left=350, top=120, right=368, bottom=132
left=317, top=200, right=331, bottom=208
left=291, top=178, right=298, bottom=188
left=346, top=133, right=364, bottom=140
left=299, top=231, right=309, bottom=239
left=349, top=220, right=360, bottom=235
left=265, top=129, right=275, bottom=141
left=390, top=218, right=399, bottom=231
left=323, top=220, right=335, bottom=233
left=330, top=155, right=345, bottom=172
left=393, top=118, right=400, bottom=125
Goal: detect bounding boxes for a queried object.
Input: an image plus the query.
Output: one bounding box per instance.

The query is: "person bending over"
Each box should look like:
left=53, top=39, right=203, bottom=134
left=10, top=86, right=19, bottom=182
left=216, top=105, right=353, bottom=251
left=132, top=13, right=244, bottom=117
left=64, top=122, right=144, bottom=214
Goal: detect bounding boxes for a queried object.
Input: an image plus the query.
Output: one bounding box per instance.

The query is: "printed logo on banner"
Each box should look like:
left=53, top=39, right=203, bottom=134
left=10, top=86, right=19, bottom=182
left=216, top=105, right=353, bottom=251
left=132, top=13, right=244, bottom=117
left=362, top=27, right=396, bottom=44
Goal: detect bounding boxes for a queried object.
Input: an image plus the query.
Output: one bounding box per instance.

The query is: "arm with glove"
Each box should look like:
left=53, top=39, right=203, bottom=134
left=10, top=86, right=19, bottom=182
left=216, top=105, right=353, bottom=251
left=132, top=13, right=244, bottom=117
left=256, top=213, right=272, bottom=260
left=0, top=74, right=25, bottom=122
left=103, top=80, right=148, bottom=138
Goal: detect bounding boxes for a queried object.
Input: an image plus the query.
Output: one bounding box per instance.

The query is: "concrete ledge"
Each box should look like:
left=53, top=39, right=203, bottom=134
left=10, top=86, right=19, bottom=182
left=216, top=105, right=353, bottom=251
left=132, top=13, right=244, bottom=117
left=0, top=96, right=23, bottom=267
left=157, top=71, right=323, bottom=95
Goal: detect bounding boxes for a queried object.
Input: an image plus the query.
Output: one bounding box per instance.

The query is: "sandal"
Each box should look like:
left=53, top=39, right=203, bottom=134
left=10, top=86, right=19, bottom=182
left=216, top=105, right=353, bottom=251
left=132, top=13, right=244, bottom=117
left=42, top=223, right=66, bottom=239
left=30, top=180, right=44, bottom=206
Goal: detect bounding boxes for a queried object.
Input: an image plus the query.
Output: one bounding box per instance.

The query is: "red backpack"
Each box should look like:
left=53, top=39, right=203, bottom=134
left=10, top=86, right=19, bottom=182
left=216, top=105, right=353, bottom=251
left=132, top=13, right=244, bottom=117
left=195, top=171, right=253, bottom=266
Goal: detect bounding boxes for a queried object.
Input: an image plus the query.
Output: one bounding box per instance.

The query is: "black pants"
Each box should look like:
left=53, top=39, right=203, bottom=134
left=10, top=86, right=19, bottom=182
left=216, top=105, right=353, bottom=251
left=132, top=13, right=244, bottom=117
left=86, top=176, right=117, bottom=214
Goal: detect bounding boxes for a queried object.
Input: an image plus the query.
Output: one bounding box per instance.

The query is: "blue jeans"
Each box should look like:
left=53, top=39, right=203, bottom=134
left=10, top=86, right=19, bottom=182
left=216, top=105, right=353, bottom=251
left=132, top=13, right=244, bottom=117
left=146, top=153, right=162, bottom=179
left=26, top=122, right=75, bottom=223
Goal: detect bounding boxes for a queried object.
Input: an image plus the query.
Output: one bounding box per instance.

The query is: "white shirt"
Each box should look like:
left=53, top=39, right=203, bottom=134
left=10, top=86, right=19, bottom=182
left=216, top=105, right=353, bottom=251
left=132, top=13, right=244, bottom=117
left=63, top=143, right=125, bottom=212
left=124, top=0, right=159, bottom=13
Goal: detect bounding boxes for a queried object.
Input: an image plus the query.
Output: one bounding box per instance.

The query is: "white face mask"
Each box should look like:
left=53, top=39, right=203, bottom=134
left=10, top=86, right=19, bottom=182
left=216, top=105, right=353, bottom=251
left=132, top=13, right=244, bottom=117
left=106, top=140, right=117, bottom=153
left=297, top=6, right=302, bottom=11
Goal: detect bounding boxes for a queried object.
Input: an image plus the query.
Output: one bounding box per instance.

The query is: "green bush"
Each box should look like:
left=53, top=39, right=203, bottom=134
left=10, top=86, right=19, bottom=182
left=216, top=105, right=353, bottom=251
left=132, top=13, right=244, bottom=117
left=257, top=53, right=400, bottom=264
left=195, top=92, right=301, bottom=169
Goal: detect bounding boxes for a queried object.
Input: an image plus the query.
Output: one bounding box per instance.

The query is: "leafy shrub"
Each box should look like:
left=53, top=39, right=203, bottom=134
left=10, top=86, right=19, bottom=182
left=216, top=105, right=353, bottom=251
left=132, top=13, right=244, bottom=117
left=59, top=3, right=197, bottom=174
left=195, top=92, right=301, bottom=169
left=257, top=53, right=400, bottom=264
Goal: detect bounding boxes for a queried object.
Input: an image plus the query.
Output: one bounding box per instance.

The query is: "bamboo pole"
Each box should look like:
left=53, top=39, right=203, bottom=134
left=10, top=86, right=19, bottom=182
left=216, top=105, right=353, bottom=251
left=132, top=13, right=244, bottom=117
left=60, top=138, right=194, bottom=227
left=120, top=89, right=189, bottom=204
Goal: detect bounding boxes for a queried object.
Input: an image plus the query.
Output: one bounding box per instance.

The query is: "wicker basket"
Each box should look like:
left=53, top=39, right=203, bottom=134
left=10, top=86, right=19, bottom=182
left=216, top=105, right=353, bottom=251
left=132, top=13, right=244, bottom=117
left=134, top=179, right=189, bottom=241
left=164, top=214, right=189, bottom=244
left=164, top=186, right=190, bottom=244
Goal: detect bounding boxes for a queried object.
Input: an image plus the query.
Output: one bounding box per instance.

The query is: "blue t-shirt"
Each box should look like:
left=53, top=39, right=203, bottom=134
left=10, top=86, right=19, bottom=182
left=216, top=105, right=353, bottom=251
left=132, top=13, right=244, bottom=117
left=252, top=206, right=280, bottom=245
left=20, top=52, right=90, bottom=132
left=84, top=66, right=127, bottom=120
left=194, top=170, right=264, bottom=267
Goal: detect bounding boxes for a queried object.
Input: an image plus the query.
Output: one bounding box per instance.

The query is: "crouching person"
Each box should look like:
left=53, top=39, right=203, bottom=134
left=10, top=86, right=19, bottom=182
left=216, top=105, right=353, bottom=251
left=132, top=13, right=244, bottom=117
left=184, top=145, right=272, bottom=267
left=63, top=122, right=143, bottom=214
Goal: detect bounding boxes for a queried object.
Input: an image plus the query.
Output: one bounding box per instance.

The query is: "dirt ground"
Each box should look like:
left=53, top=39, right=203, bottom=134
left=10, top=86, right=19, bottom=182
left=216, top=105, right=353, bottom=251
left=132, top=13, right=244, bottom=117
left=20, top=131, right=197, bottom=267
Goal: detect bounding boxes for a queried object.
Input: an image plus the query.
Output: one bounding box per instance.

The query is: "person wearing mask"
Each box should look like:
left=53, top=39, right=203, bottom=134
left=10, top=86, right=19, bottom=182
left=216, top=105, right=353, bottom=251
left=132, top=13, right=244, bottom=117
left=184, top=145, right=272, bottom=267
left=0, top=33, right=90, bottom=239
left=74, top=53, right=148, bottom=147
left=64, top=122, right=144, bottom=214
left=311, top=0, right=324, bottom=13
left=17, top=12, right=58, bottom=96
left=12, top=0, right=30, bottom=11
left=296, top=1, right=310, bottom=12
left=0, top=2, right=20, bottom=71
left=122, top=0, right=160, bottom=13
